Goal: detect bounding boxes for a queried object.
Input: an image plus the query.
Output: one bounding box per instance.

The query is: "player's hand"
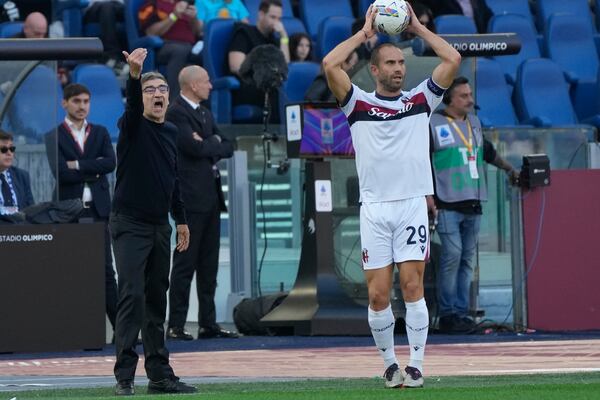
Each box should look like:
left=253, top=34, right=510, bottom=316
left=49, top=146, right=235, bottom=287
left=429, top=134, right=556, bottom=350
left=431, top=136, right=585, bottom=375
left=404, top=2, right=424, bottom=35
left=426, top=195, right=437, bottom=219
left=192, top=132, right=203, bottom=142
left=176, top=224, right=190, bottom=252
left=122, top=48, right=147, bottom=79
left=362, top=4, right=377, bottom=39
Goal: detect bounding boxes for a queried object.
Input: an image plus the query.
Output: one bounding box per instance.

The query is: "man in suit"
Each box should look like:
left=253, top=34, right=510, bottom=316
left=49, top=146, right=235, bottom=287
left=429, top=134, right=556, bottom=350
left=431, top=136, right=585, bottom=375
left=166, top=65, right=237, bottom=340
left=45, top=83, right=118, bottom=335
left=0, top=130, right=34, bottom=215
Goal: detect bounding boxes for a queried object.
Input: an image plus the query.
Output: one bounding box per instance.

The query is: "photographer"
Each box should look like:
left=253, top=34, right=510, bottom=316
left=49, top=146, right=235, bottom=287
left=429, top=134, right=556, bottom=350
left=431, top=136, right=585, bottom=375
left=428, top=76, right=518, bottom=333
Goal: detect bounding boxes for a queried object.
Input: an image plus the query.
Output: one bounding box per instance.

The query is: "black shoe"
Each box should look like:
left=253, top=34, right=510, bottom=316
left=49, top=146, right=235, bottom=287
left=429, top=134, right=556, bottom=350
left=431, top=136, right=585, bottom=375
left=439, top=314, right=473, bottom=333
left=198, top=325, right=239, bottom=339
left=166, top=327, right=194, bottom=341
left=115, top=380, right=134, bottom=396
left=147, top=377, right=196, bottom=394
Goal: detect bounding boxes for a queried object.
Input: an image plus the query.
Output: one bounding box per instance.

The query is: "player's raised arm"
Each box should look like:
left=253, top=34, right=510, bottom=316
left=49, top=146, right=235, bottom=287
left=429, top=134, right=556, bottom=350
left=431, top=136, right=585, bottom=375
left=403, top=2, right=461, bottom=88
left=322, top=5, right=377, bottom=102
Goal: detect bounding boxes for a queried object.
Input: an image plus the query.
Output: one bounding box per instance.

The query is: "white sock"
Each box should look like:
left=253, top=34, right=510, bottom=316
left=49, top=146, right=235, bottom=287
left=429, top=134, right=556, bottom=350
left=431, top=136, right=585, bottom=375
left=368, top=304, right=398, bottom=368
left=405, top=297, right=429, bottom=373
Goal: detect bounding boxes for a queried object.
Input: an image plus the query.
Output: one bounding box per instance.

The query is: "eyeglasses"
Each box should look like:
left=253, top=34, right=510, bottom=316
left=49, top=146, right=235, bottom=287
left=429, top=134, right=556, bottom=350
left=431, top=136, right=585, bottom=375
left=142, top=84, right=169, bottom=94
left=0, top=146, right=16, bottom=154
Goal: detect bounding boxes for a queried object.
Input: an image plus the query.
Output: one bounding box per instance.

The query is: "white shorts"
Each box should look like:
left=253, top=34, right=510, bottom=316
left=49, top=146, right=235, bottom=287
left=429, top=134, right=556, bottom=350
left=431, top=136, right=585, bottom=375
left=359, top=197, right=429, bottom=270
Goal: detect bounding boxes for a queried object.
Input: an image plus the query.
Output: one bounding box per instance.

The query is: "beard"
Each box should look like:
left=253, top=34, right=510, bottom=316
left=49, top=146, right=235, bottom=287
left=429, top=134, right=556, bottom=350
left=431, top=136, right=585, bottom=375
left=379, top=74, right=403, bottom=93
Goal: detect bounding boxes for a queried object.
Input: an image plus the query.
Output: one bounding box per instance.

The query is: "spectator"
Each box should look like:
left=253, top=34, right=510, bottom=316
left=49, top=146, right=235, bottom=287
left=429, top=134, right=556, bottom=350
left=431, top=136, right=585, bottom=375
left=83, top=0, right=129, bottom=76
left=11, top=11, right=47, bottom=38
left=111, top=48, right=194, bottom=396
left=0, top=130, right=34, bottom=215
left=424, top=0, right=492, bottom=33
left=166, top=65, right=237, bottom=341
left=227, top=0, right=290, bottom=122
left=351, top=17, right=379, bottom=60
left=289, top=32, right=313, bottom=62
left=44, top=83, right=118, bottom=339
left=401, top=1, right=435, bottom=41
left=195, top=0, right=249, bottom=26
left=139, top=0, right=202, bottom=98
left=305, top=50, right=358, bottom=102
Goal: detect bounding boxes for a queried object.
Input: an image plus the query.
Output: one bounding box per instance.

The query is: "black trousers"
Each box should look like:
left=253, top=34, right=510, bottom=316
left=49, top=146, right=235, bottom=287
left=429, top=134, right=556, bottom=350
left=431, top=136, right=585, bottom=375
left=80, top=206, right=118, bottom=329
left=110, top=212, right=175, bottom=383
left=168, top=209, right=221, bottom=329
left=83, top=1, right=125, bottom=59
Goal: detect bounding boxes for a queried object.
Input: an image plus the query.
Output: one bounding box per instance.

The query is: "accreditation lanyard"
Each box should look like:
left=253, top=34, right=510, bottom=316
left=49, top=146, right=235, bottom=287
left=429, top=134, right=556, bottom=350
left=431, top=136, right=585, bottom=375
left=446, top=116, right=479, bottom=179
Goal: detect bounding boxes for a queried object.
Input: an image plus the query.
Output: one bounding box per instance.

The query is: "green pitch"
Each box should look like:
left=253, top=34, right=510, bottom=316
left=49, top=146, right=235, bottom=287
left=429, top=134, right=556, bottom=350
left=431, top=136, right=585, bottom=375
left=5, top=372, right=600, bottom=400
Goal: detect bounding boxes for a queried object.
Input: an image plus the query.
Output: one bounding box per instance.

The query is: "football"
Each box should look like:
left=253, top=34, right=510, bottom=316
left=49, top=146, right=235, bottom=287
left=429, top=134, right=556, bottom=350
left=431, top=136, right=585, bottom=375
left=373, top=0, right=411, bottom=36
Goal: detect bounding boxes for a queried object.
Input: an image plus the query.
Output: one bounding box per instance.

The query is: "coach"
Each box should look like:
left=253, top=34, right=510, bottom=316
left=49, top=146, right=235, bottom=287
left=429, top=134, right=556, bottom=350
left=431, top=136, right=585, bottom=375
left=111, top=48, right=195, bottom=395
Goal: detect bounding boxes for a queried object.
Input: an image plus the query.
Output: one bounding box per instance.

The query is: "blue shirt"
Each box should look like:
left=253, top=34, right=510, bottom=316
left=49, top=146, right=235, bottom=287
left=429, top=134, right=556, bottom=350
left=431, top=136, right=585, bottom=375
left=196, top=0, right=249, bottom=23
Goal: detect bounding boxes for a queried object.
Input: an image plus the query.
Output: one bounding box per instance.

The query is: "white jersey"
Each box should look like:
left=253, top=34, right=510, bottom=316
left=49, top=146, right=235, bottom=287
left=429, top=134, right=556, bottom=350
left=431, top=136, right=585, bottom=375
left=340, top=78, right=445, bottom=203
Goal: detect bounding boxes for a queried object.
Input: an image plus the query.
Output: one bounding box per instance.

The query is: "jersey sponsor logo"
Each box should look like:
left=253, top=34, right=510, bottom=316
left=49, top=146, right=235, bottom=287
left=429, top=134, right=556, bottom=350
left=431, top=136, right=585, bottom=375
left=348, top=93, right=431, bottom=126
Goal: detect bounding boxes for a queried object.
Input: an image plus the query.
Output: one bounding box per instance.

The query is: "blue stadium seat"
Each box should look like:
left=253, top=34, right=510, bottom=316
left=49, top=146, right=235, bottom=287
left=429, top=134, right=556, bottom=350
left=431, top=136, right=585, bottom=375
left=358, top=0, right=371, bottom=16
left=535, top=0, right=594, bottom=32
left=72, top=64, right=124, bottom=140
left=282, top=17, right=307, bottom=36
left=244, top=0, right=294, bottom=25
left=204, top=19, right=262, bottom=124
left=61, top=0, right=125, bottom=40
left=545, top=13, right=599, bottom=120
left=8, top=65, right=65, bottom=141
left=280, top=62, right=320, bottom=103
left=299, top=0, right=353, bottom=40
left=475, top=58, right=519, bottom=127
left=124, top=0, right=164, bottom=72
left=485, top=0, right=534, bottom=25
left=0, top=21, right=23, bottom=37
left=487, top=14, right=541, bottom=84
left=513, top=58, right=578, bottom=126
left=317, top=16, right=353, bottom=59
left=434, top=15, right=477, bottom=34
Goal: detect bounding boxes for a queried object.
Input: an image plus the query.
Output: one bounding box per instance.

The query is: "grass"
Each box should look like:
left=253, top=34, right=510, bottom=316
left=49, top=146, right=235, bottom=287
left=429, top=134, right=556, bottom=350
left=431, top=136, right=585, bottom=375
left=4, top=372, right=600, bottom=400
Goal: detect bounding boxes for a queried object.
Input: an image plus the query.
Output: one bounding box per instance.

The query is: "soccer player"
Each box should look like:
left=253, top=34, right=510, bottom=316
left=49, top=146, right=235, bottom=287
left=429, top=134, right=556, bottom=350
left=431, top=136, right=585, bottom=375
left=322, top=4, right=461, bottom=388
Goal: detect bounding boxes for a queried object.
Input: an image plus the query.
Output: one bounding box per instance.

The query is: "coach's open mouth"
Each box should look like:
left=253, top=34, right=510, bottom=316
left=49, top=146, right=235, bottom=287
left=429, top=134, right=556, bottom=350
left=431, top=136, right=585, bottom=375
left=153, top=99, right=164, bottom=111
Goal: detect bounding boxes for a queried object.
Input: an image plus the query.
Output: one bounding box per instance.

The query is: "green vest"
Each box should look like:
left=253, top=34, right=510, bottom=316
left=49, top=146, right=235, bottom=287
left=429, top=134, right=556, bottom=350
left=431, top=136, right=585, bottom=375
left=430, top=112, right=488, bottom=203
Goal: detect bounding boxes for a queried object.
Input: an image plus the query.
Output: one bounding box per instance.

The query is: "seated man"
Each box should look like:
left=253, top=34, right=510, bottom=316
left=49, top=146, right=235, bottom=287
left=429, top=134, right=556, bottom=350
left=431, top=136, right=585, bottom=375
left=11, top=11, right=48, bottom=38
left=227, top=0, right=289, bottom=123
left=305, top=50, right=358, bottom=103
left=139, top=0, right=202, bottom=97
left=0, top=130, right=34, bottom=215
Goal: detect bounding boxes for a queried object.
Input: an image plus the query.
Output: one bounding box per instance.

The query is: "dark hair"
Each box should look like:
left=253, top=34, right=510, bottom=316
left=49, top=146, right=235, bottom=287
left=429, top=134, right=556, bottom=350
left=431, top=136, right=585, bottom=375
left=410, top=1, right=435, bottom=32
left=352, top=17, right=365, bottom=36
left=259, top=0, right=282, bottom=13
left=289, top=32, right=313, bottom=62
left=0, top=129, right=13, bottom=142
left=141, top=71, right=167, bottom=85
left=370, top=43, right=399, bottom=66
left=63, top=83, right=90, bottom=100
left=443, top=76, right=469, bottom=105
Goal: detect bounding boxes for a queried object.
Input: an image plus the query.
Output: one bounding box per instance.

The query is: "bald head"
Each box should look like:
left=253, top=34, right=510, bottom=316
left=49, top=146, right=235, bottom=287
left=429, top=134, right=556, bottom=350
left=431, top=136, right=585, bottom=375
left=23, top=12, right=47, bottom=39
left=178, top=65, right=212, bottom=103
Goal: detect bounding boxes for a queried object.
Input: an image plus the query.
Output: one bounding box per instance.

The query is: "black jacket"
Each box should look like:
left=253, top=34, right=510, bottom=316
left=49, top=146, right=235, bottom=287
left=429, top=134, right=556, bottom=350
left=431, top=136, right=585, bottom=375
left=45, top=123, right=116, bottom=218
left=166, top=96, right=234, bottom=214
left=4, top=166, right=34, bottom=209
left=427, top=0, right=492, bottom=33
